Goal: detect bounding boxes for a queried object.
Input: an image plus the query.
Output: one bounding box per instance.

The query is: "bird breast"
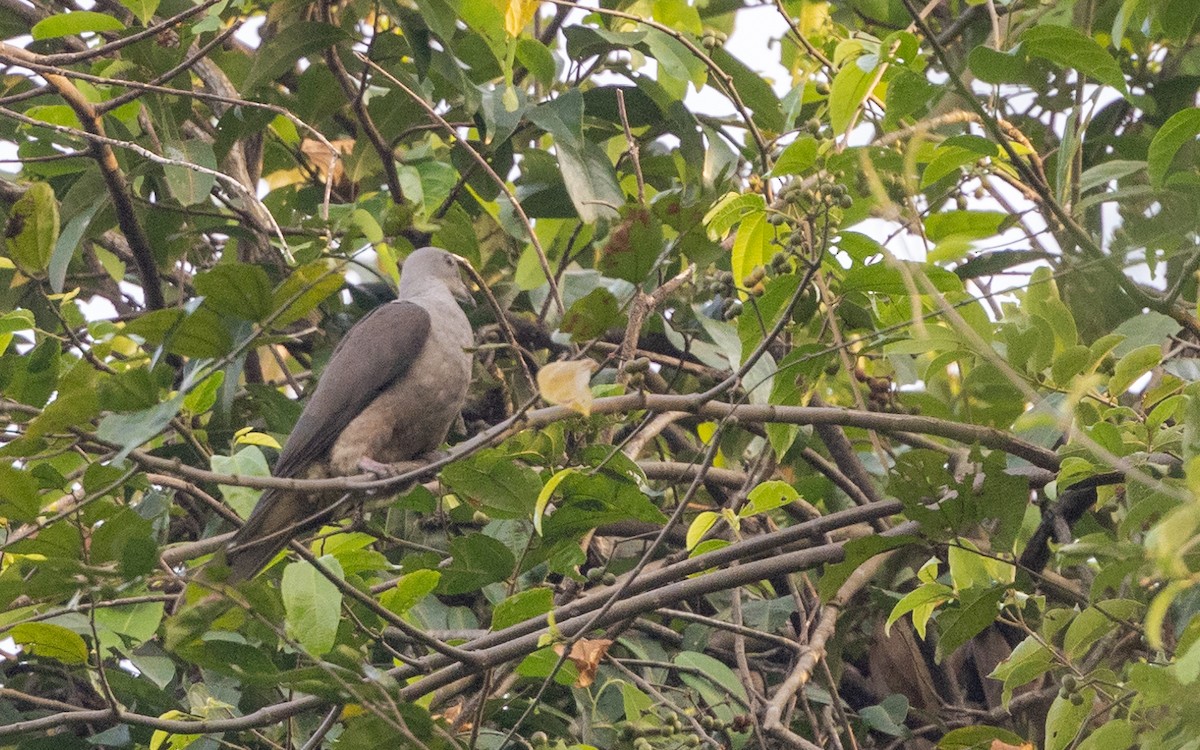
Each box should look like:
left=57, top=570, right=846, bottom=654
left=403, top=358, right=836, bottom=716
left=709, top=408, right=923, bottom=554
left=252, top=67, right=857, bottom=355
left=327, top=292, right=473, bottom=475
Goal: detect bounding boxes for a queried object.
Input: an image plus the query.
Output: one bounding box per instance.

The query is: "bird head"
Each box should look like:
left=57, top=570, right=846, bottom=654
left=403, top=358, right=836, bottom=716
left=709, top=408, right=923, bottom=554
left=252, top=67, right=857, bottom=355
left=400, top=246, right=475, bottom=306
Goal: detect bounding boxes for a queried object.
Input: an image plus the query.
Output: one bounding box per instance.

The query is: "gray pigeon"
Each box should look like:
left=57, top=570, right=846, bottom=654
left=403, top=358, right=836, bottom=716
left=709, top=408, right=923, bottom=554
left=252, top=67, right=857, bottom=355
left=225, top=246, right=475, bottom=580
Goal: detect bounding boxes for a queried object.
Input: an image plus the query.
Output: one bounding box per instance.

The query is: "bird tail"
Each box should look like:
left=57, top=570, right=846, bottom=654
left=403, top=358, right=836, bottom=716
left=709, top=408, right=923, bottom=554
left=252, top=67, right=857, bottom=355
left=225, top=489, right=307, bottom=582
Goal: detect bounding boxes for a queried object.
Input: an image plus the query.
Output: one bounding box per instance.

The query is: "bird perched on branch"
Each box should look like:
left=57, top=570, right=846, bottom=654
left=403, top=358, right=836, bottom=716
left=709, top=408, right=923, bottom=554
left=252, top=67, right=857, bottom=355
left=225, top=246, right=475, bottom=581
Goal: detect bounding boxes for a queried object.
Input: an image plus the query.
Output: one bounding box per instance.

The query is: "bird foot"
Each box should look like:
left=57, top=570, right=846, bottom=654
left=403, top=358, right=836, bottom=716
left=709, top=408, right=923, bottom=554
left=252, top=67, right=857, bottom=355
left=358, top=452, right=447, bottom=479
left=358, top=457, right=416, bottom=478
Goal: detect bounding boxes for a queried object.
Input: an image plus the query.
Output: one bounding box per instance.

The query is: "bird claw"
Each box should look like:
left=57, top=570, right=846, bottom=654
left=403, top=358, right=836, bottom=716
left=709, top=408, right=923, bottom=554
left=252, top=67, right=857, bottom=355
left=357, top=456, right=429, bottom=478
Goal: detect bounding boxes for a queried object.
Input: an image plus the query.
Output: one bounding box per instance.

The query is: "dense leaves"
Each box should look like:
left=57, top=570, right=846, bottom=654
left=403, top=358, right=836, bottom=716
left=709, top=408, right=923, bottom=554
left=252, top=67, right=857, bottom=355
left=3, top=0, right=1200, bottom=749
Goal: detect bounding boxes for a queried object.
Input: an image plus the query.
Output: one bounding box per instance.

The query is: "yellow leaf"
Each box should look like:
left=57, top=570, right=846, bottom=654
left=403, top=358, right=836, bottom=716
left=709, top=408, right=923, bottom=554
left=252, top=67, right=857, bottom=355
left=534, top=468, right=577, bottom=535
left=234, top=426, right=282, bottom=450
left=505, top=0, right=539, bottom=37
left=686, top=511, right=719, bottom=551
left=149, top=711, right=200, bottom=750
left=538, top=360, right=596, bottom=415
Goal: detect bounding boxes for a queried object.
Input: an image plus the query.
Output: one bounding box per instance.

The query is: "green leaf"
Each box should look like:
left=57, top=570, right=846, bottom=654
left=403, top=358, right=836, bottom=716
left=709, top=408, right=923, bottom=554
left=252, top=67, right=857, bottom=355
left=829, top=55, right=876, bottom=133
left=1051, top=344, right=1092, bottom=386
left=642, top=29, right=707, bottom=90
left=652, top=0, right=702, bottom=34
left=935, top=586, right=1004, bottom=662
left=0, top=464, right=42, bottom=521
left=561, top=287, right=627, bottom=342
left=122, top=307, right=233, bottom=359
left=534, top=468, right=577, bottom=537
left=50, top=169, right=107, bottom=293
left=0, top=309, right=34, bottom=356
left=31, top=11, right=125, bottom=39
left=556, top=138, right=623, bottom=223
left=270, top=261, right=346, bottom=328
left=948, top=539, right=1012, bottom=591
left=710, top=47, right=784, bottom=133
left=281, top=556, right=344, bottom=656
left=1078, top=159, right=1145, bottom=192
left=739, top=480, right=799, bottom=518
left=118, top=0, right=161, bottom=25
left=9, top=623, right=89, bottom=664
left=95, top=600, right=165, bottom=649
left=5, top=182, right=60, bottom=275
left=925, top=210, right=1008, bottom=242
left=674, top=651, right=749, bottom=717
left=195, top=263, right=274, bottom=322
left=541, top=472, right=668, bottom=540
left=1148, top=108, right=1200, bottom=187
left=1063, top=599, right=1143, bottom=660
left=703, top=192, right=765, bottom=240
left=921, top=138, right=1000, bottom=187
left=938, top=726, right=1029, bottom=749
left=242, top=22, right=350, bottom=92
left=819, top=535, right=916, bottom=600
left=515, top=38, right=556, bottom=87
left=162, top=140, right=218, bottom=206
left=885, top=582, right=953, bottom=638
left=1045, top=689, right=1095, bottom=750
left=731, top=212, right=769, bottom=290
left=96, top=395, right=184, bottom=460
left=439, top=534, right=515, bottom=595
left=441, top=449, right=542, bottom=519
left=989, top=635, right=1055, bottom=706
left=1022, top=25, right=1128, bottom=93
left=380, top=570, right=441, bottom=615
left=183, top=370, right=224, bottom=415
left=770, top=136, right=819, bottom=177
left=598, top=205, right=663, bottom=283
left=491, top=587, right=553, bottom=631
left=842, top=261, right=963, bottom=295
left=211, top=446, right=270, bottom=518
left=527, top=88, right=584, bottom=145
left=91, top=507, right=157, bottom=576
left=1108, top=343, right=1161, bottom=396
left=859, top=695, right=908, bottom=737
left=968, top=45, right=1032, bottom=84
left=1077, top=719, right=1135, bottom=750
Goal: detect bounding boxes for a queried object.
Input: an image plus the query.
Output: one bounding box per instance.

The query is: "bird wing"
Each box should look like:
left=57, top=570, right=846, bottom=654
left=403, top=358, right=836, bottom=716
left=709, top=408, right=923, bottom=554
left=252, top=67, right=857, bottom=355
left=270, top=300, right=432, bottom=480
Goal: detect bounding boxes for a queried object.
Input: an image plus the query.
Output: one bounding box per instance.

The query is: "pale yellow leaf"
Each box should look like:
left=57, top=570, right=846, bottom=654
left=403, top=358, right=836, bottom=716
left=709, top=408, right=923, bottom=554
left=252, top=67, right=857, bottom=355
left=538, top=360, right=595, bottom=415
left=234, top=427, right=282, bottom=450
left=505, top=0, right=539, bottom=37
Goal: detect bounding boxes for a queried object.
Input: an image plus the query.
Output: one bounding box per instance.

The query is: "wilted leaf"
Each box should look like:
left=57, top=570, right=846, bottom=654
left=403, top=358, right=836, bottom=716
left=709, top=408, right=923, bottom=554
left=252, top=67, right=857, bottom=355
left=554, top=638, right=612, bottom=687
left=538, top=360, right=596, bottom=415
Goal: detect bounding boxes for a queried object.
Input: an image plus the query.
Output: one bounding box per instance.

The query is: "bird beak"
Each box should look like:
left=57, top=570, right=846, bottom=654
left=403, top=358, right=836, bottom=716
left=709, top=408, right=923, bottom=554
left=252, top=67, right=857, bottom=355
left=453, top=276, right=476, bottom=307
left=448, top=254, right=477, bottom=308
